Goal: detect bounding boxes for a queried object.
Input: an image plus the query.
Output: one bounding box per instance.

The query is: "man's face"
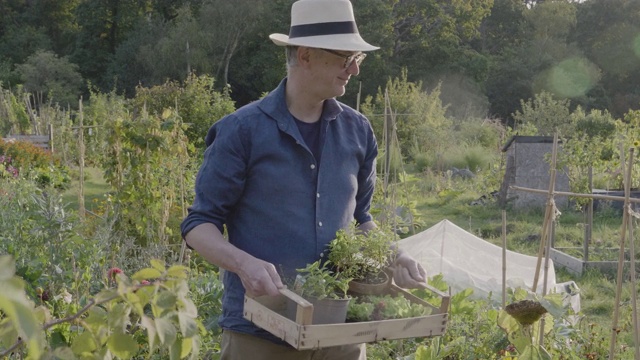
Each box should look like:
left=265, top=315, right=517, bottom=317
left=307, top=48, right=363, bottom=99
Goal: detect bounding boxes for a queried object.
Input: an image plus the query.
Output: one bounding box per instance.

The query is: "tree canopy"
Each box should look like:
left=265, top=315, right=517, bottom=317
left=0, top=0, right=638, bottom=123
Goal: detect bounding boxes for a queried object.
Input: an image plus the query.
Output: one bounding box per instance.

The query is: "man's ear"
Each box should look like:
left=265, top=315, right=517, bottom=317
left=298, top=47, right=312, bottom=67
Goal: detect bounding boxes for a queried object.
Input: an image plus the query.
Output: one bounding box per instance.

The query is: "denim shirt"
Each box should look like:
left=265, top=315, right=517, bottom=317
left=181, top=78, right=378, bottom=341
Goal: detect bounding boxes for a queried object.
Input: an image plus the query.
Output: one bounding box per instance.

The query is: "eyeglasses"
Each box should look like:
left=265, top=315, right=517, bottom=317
left=319, top=49, right=367, bottom=68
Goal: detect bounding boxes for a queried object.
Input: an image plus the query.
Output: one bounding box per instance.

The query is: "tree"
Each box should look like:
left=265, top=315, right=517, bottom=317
left=16, top=50, right=84, bottom=108
left=198, top=0, right=264, bottom=87
left=512, top=91, right=573, bottom=136
left=72, top=0, right=150, bottom=91
left=476, top=0, right=528, bottom=55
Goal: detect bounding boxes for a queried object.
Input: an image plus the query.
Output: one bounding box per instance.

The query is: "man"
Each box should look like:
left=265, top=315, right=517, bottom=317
left=181, top=0, right=428, bottom=358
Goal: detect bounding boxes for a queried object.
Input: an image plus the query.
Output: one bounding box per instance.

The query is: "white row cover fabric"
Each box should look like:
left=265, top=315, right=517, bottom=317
left=398, top=219, right=558, bottom=299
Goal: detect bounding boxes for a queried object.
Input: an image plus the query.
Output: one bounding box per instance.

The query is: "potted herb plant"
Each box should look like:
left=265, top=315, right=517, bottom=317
left=288, top=260, right=352, bottom=324
left=327, top=222, right=398, bottom=296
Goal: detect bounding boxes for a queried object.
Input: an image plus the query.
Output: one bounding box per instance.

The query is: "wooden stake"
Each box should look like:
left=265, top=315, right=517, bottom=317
left=625, top=149, right=639, bottom=359
left=77, top=98, right=85, bottom=219
left=532, top=133, right=559, bottom=292
left=502, top=210, right=507, bottom=308
left=609, top=147, right=634, bottom=359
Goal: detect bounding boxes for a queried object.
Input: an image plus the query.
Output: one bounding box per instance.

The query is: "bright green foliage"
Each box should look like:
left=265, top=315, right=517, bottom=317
left=512, top=91, right=574, bottom=136
left=0, top=255, right=202, bottom=359
left=347, top=294, right=430, bottom=322
left=129, top=74, right=236, bottom=150
left=293, top=260, right=350, bottom=300
left=559, top=107, right=617, bottom=198
left=0, top=86, right=32, bottom=135
left=101, top=100, right=192, bottom=246
left=328, top=222, right=397, bottom=282
left=361, top=69, right=452, bottom=163
left=0, top=256, right=45, bottom=359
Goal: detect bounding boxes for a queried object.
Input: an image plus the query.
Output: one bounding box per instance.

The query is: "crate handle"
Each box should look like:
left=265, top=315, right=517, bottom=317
left=279, top=288, right=314, bottom=325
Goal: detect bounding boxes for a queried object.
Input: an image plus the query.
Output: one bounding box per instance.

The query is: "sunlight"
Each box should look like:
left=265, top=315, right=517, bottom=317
left=545, top=57, right=600, bottom=98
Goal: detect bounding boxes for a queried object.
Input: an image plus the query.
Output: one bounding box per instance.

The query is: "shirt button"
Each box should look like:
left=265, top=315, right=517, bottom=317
left=310, top=164, right=316, bottom=170
left=316, top=193, right=320, bottom=198
left=318, top=221, right=323, bottom=227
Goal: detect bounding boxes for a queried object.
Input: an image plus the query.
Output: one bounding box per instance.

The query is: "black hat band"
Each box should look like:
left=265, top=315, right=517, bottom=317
left=289, top=21, right=358, bottom=38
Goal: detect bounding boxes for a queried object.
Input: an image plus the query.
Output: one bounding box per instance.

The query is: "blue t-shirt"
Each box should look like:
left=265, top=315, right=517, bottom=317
left=293, top=117, right=323, bottom=163
left=181, top=78, right=378, bottom=342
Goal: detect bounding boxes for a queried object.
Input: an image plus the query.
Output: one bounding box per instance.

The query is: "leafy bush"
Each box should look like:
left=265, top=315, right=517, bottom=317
left=0, top=255, right=203, bottom=359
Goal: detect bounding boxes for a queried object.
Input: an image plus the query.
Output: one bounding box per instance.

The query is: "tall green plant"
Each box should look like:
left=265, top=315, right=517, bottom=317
left=102, top=105, right=192, bottom=246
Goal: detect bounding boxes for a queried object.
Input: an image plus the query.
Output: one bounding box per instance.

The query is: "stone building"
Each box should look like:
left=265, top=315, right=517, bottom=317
left=499, top=135, right=570, bottom=209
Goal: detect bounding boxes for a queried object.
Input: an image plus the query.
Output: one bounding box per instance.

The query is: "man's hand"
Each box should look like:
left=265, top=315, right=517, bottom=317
left=392, top=250, right=427, bottom=289
left=237, top=257, right=284, bottom=297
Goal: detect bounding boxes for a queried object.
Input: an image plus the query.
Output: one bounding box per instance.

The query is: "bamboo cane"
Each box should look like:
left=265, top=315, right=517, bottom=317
left=502, top=210, right=507, bottom=309
left=624, top=148, right=639, bottom=360
left=532, top=133, right=559, bottom=293
left=77, top=98, right=85, bottom=219
left=609, top=147, right=633, bottom=359
left=510, top=186, right=640, bottom=204
left=630, top=206, right=640, bottom=360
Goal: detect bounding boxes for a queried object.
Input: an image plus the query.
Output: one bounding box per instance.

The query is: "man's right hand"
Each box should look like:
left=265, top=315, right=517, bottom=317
left=237, top=257, right=284, bottom=297
left=184, top=223, right=284, bottom=297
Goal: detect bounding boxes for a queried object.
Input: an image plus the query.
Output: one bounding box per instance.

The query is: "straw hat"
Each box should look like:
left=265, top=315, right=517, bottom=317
left=269, top=0, right=379, bottom=52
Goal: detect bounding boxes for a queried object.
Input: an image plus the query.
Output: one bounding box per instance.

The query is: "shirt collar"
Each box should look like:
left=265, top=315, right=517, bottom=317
left=259, top=78, right=344, bottom=123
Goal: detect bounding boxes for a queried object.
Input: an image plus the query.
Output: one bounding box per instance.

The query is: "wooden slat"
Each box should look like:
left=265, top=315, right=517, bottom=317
left=243, top=283, right=450, bottom=350
left=244, top=296, right=304, bottom=348
left=297, top=314, right=448, bottom=350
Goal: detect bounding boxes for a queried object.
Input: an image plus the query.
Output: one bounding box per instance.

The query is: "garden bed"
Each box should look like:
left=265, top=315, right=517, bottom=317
left=243, top=284, right=450, bottom=350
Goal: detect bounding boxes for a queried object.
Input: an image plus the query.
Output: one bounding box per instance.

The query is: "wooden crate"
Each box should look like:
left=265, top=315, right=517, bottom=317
left=243, top=283, right=450, bottom=350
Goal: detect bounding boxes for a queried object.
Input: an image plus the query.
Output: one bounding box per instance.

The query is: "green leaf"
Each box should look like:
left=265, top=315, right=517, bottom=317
left=94, top=289, right=119, bottom=303
left=132, top=267, right=163, bottom=281
left=140, top=315, right=157, bottom=353
left=156, top=291, right=177, bottom=309
left=179, top=297, right=198, bottom=318
left=125, top=291, right=144, bottom=315
left=71, top=331, right=98, bottom=355
left=155, top=317, right=177, bottom=346
left=52, top=346, right=76, bottom=360
left=84, top=307, right=108, bottom=329
left=167, top=265, right=189, bottom=279
left=0, top=297, right=40, bottom=341
left=178, top=312, right=198, bottom=338
left=107, top=332, right=139, bottom=359
left=182, top=337, right=194, bottom=358
left=539, top=293, right=565, bottom=318
left=0, top=255, right=16, bottom=280
left=0, top=318, right=19, bottom=347
left=135, top=285, right=155, bottom=307
left=107, top=303, right=131, bottom=332
left=150, top=259, right=166, bottom=272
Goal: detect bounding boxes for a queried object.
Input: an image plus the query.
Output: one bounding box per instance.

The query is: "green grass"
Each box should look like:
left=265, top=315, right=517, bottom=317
left=62, top=166, right=111, bottom=214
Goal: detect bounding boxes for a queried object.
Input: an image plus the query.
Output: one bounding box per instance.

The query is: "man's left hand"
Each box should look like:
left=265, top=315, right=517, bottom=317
left=392, top=250, right=427, bottom=289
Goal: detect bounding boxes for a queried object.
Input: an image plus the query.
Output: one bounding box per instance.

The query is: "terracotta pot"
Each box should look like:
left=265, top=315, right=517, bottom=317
left=348, top=271, right=391, bottom=295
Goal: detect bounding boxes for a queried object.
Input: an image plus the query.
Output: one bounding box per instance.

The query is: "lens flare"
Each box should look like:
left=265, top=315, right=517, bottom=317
left=545, top=57, right=600, bottom=98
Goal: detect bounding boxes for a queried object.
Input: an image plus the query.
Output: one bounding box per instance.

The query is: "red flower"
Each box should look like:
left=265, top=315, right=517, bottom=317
left=108, top=267, right=124, bottom=280
left=140, top=280, right=151, bottom=285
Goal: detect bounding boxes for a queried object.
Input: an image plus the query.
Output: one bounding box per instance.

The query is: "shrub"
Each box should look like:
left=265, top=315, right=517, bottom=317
left=0, top=139, right=70, bottom=189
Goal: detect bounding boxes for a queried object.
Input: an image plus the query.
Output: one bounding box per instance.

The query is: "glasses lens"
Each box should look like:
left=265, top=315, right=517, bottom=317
left=345, top=53, right=366, bottom=68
